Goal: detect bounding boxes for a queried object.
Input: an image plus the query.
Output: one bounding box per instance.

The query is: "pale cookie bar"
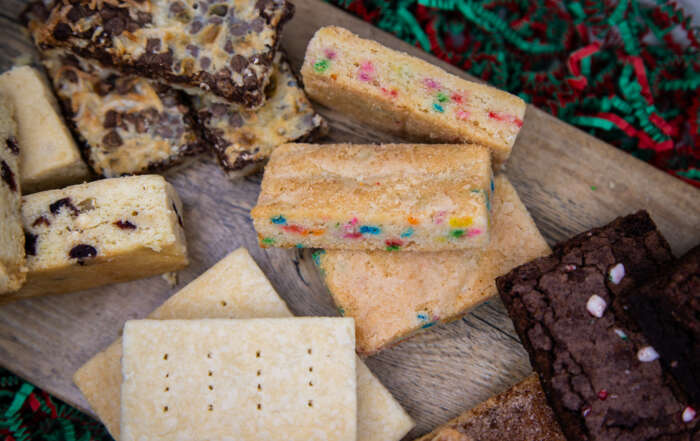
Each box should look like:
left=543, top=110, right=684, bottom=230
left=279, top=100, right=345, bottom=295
left=74, top=247, right=414, bottom=441
left=5, top=175, right=188, bottom=302
left=302, top=26, right=526, bottom=166
left=252, top=143, right=493, bottom=251
left=41, top=49, right=203, bottom=177
left=30, top=0, right=293, bottom=108
left=193, top=52, right=326, bottom=178
left=315, top=175, right=549, bottom=355
left=0, top=97, right=26, bottom=294
left=0, top=66, right=89, bottom=193
left=121, top=318, right=356, bottom=441
left=414, top=374, right=565, bottom=441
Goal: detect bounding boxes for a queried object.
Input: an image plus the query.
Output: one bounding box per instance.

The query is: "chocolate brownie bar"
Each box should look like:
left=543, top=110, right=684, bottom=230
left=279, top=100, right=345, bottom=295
left=27, top=0, right=293, bottom=108
left=193, top=52, right=326, bottom=178
left=625, top=245, right=700, bottom=406
left=41, top=48, right=203, bottom=177
left=414, top=374, right=565, bottom=441
left=497, top=211, right=698, bottom=440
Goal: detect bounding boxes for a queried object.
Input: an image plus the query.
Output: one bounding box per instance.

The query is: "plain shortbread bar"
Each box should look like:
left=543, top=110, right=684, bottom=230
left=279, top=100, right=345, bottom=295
left=73, top=248, right=413, bottom=441
left=301, top=26, right=526, bottom=165
left=252, top=143, right=493, bottom=251
left=0, top=66, right=90, bottom=193
left=0, top=96, right=26, bottom=294
left=315, top=175, right=549, bottom=355
left=6, top=175, right=188, bottom=301
left=414, top=374, right=565, bottom=441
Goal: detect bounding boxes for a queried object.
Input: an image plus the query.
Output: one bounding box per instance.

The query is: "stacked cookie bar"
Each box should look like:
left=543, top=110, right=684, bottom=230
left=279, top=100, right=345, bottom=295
left=22, top=0, right=326, bottom=179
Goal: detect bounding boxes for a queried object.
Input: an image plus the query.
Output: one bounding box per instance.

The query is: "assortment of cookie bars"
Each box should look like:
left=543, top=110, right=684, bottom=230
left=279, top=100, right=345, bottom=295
left=0, top=0, right=696, bottom=438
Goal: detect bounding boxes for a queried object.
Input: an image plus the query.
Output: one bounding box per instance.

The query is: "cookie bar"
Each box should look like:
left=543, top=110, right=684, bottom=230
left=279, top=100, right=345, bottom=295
left=193, top=52, right=326, bottom=178
left=252, top=143, right=493, bottom=251
left=414, top=374, right=565, bottom=441
left=6, top=175, right=188, bottom=301
left=315, top=175, right=549, bottom=355
left=41, top=49, right=203, bottom=177
left=0, top=66, right=89, bottom=193
left=0, top=96, right=26, bottom=294
left=496, top=212, right=698, bottom=440
left=121, top=318, right=356, bottom=441
left=31, top=0, right=293, bottom=108
left=301, top=26, right=526, bottom=165
left=625, top=245, right=700, bottom=405
left=74, top=247, right=414, bottom=441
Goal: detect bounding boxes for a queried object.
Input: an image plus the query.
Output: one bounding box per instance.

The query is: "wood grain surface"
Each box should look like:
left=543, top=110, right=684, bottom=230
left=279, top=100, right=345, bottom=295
left=1, top=1, right=699, bottom=439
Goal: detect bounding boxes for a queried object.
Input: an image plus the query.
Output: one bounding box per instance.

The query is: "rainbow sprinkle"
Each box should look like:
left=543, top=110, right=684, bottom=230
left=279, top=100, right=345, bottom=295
left=359, top=225, right=381, bottom=234
left=433, top=103, right=444, bottom=112
left=338, top=306, right=345, bottom=316
left=314, top=59, right=330, bottom=73
left=271, top=215, right=287, bottom=225
left=312, top=249, right=325, bottom=266
left=400, top=227, right=414, bottom=238
left=262, top=237, right=275, bottom=245
left=449, top=216, right=473, bottom=228
left=385, top=238, right=403, bottom=251
left=450, top=229, right=464, bottom=238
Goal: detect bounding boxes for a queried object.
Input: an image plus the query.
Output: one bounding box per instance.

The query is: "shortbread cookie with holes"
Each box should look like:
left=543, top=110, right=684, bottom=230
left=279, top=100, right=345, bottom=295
left=193, top=52, right=326, bottom=178
left=41, top=49, right=203, bottom=177
left=301, top=26, right=526, bottom=166
left=4, top=175, right=188, bottom=302
left=74, top=247, right=413, bottom=441
left=315, top=175, right=549, bottom=355
left=0, top=66, right=89, bottom=193
left=252, top=143, right=493, bottom=251
left=414, top=374, right=565, bottom=441
left=0, top=96, right=26, bottom=294
left=30, top=0, right=293, bottom=108
left=121, top=318, right=356, bottom=441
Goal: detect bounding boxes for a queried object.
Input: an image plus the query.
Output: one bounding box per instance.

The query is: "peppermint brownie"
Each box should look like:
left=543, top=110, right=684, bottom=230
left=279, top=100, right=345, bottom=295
left=41, top=48, right=203, bottom=177
left=0, top=96, right=26, bottom=294
left=496, top=211, right=699, bottom=440
left=625, top=245, right=700, bottom=406
left=29, top=0, right=293, bottom=108
left=193, top=52, right=326, bottom=178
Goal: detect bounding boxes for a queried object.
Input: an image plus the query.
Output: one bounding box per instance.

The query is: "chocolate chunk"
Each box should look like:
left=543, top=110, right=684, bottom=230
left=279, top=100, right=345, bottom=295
left=114, top=220, right=137, bottom=230
left=66, top=4, right=93, bottom=23
left=52, top=22, right=72, bottom=40
left=145, top=38, right=161, bottom=53
left=32, top=216, right=51, bottom=227
left=251, top=17, right=265, bottom=33
left=62, top=69, right=78, bottom=83
left=24, top=232, right=37, bottom=256
left=230, top=54, right=247, bottom=72
left=156, top=126, right=174, bottom=139
left=69, top=244, right=98, bottom=261
left=172, top=202, right=184, bottom=227
left=210, top=103, right=228, bottom=117
left=224, top=39, right=234, bottom=54
left=200, top=57, right=211, bottom=70
left=102, top=130, right=123, bottom=148
left=228, top=112, right=244, bottom=127
left=189, top=20, right=203, bottom=34
left=95, top=79, right=115, bottom=96
left=229, top=21, right=250, bottom=36
left=169, top=2, right=184, bottom=14
left=1, top=160, right=16, bottom=192
left=209, top=4, right=228, bottom=16
left=6, top=137, right=19, bottom=155
left=50, top=197, right=79, bottom=216
left=243, top=72, right=258, bottom=88
left=135, top=11, right=152, bottom=25
left=103, top=16, right=126, bottom=35
left=104, top=110, right=119, bottom=128
left=186, top=44, right=199, bottom=57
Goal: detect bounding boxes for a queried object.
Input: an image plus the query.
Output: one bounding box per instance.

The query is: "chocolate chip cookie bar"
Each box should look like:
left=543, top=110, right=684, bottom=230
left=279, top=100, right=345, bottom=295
left=5, top=175, right=188, bottom=302
left=497, top=212, right=698, bottom=440
left=41, top=49, right=203, bottom=177
left=301, top=26, right=526, bottom=166
left=252, top=143, right=493, bottom=251
left=31, top=0, right=294, bottom=108
left=193, top=52, right=326, bottom=178
left=414, top=374, right=565, bottom=441
left=625, top=245, right=700, bottom=406
left=0, top=96, right=26, bottom=294
left=315, top=175, right=549, bottom=355
left=0, top=66, right=90, bottom=193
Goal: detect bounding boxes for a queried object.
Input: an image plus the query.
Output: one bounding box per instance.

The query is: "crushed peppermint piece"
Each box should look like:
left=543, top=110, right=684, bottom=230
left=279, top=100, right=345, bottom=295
left=614, top=329, right=628, bottom=340
left=563, top=264, right=577, bottom=272
left=637, top=346, right=660, bottom=362
left=586, top=294, right=607, bottom=318
left=581, top=405, right=592, bottom=417
left=608, top=263, right=625, bottom=284
left=598, top=389, right=608, bottom=400
left=682, top=406, right=696, bottom=423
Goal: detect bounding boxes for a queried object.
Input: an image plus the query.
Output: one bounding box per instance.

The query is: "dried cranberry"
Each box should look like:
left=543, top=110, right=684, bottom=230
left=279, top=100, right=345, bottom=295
left=6, top=137, right=19, bottom=155
left=50, top=198, right=79, bottom=216
left=25, top=232, right=38, bottom=256
left=1, top=160, right=16, bottom=192
left=69, top=244, right=97, bottom=261
left=32, top=216, right=51, bottom=227
left=114, top=220, right=137, bottom=230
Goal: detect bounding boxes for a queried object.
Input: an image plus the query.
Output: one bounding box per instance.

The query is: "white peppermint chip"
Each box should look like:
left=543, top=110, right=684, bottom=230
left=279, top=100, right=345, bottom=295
left=614, top=329, right=628, bottom=339
left=682, top=406, right=696, bottom=423
left=637, top=346, right=660, bottom=362
left=586, top=295, right=607, bottom=318
left=609, top=263, right=625, bottom=284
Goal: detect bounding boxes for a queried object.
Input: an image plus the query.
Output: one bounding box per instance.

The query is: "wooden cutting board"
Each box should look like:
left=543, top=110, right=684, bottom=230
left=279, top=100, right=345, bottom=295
left=0, top=1, right=699, bottom=439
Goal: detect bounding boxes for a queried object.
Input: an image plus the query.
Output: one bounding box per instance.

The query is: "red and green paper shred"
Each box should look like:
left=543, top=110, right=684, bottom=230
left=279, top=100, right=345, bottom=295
left=329, top=0, right=700, bottom=187
left=0, top=368, right=110, bottom=441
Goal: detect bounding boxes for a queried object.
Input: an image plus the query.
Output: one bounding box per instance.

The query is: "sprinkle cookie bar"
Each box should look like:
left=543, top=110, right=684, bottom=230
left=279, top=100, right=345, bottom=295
left=252, top=143, right=493, bottom=252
